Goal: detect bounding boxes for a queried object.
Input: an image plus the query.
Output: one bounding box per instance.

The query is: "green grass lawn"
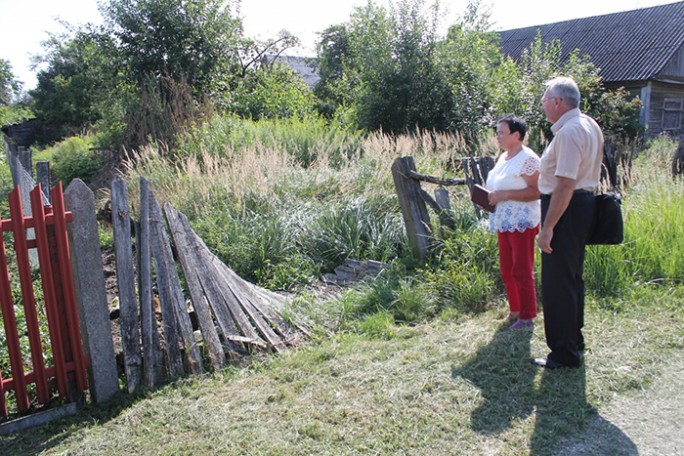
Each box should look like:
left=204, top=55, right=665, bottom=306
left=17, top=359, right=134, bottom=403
left=2, top=291, right=681, bottom=455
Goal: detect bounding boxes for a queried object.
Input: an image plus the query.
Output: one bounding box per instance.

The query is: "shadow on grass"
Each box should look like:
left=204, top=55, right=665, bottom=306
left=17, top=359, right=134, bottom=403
left=451, top=322, right=637, bottom=455
left=451, top=322, right=536, bottom=434
left=0, top=389, right=142, bottom=456
left=531, top=365, right=637, bottom=456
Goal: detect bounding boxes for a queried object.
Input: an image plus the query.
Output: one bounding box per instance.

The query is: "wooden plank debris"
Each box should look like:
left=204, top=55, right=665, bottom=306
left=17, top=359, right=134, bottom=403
left=164, top=203, right=226, bottom=372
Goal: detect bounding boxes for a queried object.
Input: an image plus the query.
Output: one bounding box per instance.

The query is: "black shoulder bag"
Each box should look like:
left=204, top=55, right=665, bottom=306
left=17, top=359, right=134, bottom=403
left=587, top=192, right=623, bottom=245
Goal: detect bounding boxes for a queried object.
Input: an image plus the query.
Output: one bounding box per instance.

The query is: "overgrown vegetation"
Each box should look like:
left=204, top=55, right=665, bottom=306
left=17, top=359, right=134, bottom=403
left=2, top=0, right=683, bottom=452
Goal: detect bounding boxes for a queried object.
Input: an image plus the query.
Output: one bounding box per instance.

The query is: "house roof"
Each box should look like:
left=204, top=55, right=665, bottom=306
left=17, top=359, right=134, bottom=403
left=497, top=1, right=684, bottom=83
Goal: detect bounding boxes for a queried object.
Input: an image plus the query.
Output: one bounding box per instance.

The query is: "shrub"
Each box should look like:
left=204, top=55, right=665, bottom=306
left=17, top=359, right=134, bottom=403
left=37, top=135, right=104, bottom=186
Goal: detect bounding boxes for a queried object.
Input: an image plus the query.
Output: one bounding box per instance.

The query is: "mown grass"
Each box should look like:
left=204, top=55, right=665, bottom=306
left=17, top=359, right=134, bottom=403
left=2, top=294, right=682, bottom=455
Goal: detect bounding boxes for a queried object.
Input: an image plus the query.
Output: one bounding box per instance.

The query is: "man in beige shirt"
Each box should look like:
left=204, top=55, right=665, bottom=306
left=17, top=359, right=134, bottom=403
left=533, top=76, right=604, bottom=369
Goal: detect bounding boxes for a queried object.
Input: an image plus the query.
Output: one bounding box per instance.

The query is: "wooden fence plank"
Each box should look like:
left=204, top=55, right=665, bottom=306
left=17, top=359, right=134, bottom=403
left=184, top=222, right=265, bottom=346
left=138, top=178, right=157, bottom=388
left=148, top=192, right=193, bottom=376
left=163, top=203, right=225, bottom=371
left=111, top=177, right=142, bottom=393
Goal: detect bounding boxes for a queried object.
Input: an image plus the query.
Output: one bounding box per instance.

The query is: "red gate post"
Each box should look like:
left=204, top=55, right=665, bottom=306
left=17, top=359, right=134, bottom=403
left=8, top=187, right=50, bottom=406
left=30, top=185, right=69, bottom=398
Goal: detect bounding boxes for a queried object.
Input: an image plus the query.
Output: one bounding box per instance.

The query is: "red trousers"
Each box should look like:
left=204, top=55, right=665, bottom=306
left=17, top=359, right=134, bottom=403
left=497, top=227, right=539, bottom=320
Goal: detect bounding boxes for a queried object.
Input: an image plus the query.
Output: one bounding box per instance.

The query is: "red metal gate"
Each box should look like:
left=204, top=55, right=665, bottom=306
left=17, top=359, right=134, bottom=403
left=0, top=183, right=89, bottom=419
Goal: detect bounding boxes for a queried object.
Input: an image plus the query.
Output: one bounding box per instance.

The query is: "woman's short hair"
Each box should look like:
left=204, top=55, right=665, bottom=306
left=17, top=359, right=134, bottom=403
left=498, top=114, right=527, bottom=141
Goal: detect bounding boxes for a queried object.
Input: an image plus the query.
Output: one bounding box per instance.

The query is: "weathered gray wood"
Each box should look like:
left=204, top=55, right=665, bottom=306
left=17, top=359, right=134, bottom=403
left=391, top=156, right=434, bottom=261
left=111, top=176, right=141, bottom=393
left=408, top=170, right=465, bottom=186
left=64, top=179, right=119, bottom=403
left=36, top=162, right=51, bottom=203
left=213, top=260, right=305, bottom=343
left=196, top=245, right=267, bottom=348
left=204, top=253, right=286, bottom=351
left=164, top=203, right=225, bottom=371
left=138, top=178, right=157, bottom=388
left=435, top=188, right=456, bottom=231
left=148, top=192, right=195, bottom=376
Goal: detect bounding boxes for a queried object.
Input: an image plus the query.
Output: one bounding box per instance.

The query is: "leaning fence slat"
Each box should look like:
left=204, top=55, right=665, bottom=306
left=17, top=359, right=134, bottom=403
left=30, top=186, right=69, bottom=397
left=213, top=260, right=300, bottom=344
left=200, top=250, right=267, bottom=348
left=8, top=187, right=50, bottom=404
left=164, top=203, right=225, bottom=371
left=148, top=191, right=191, bottom=376
left=177, top=216, right=263, bottom=349
left=138, top=179, right=157, bottom=388
left=112, top=177, right=142, bottom=393
left=0, top=210, right=30, bottom=413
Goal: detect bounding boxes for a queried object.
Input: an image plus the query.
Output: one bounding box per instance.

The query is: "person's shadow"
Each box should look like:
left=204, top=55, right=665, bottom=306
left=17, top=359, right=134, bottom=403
left=452, top=323, right=536, bottom=434
left=530, top=365, right=638, bottom=456
left=452, top=323, right=638, bottom=454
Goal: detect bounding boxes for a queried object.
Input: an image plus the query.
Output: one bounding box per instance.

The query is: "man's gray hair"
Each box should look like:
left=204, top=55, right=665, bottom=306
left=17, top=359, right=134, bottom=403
left=545, top=77, right=580, bottom=108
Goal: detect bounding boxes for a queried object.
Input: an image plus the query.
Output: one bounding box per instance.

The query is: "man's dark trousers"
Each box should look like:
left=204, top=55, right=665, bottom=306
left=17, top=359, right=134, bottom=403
left=540, top=190, right=596, bottom=367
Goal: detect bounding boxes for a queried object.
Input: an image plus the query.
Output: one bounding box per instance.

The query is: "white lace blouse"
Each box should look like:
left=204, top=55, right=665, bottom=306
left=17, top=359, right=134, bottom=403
left=485, top=146, right=541, bottom=233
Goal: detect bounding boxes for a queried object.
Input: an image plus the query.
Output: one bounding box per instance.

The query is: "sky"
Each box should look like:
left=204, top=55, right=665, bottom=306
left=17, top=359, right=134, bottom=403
left=0, top=0, right=679, bottom=91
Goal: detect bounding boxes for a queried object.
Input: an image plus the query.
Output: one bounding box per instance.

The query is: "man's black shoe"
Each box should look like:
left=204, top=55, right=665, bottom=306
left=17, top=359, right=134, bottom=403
left=530, top=356, right=574, bottom=369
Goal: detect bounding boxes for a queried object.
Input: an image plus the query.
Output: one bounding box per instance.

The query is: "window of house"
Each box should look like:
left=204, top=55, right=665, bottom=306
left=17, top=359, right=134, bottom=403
left=662, top=98, right=684, bottom=131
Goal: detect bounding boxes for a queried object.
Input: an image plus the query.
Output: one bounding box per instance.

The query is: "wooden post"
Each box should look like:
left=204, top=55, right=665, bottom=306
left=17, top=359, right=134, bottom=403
left=435, top=188, right=455, bottom=231
left=112, top=176, right=142, bottom=393
left=391, top=156, right=433, bottom=261
left=36, top=162, right=51, bottom=204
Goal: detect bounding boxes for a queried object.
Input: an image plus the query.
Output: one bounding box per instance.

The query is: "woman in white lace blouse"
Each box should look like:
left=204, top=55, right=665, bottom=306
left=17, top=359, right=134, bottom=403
left=485, top=115, right=541, bottom=329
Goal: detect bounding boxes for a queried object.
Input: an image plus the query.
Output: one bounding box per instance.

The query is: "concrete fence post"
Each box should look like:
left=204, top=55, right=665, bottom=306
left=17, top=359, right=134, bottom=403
left=64, top=179, right=120, bottom=403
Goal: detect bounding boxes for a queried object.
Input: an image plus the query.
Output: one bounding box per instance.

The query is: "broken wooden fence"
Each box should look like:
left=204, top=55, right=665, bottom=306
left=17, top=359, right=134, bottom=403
left=391, top=156, right=495, bottom=261
left=111, top=176, right=307, bottom=393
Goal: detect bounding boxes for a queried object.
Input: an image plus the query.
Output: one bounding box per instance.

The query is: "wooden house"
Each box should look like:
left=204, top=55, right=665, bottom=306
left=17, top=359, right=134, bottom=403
left=497, top=1, right=684, bottom=138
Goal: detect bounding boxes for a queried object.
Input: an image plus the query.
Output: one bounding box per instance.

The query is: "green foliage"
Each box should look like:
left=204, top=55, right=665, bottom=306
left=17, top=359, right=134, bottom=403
left=231, top=64, right=316, bottom=122
left=300, top=196, right=405, bottom=271
left=422, top=223, right=500, bottom=314
left=0, top=58, right=23, bottom=106
left=0, top=58, right=32, bottom=127
left=178, top=113, right=363, bottom=166
left=30, top=28, right=116, bottom=143
left=102, top=0, right=242, bottom=96
left=38, top=135, right=104, bottom=186
left=585, top=139, right=684, bottom=300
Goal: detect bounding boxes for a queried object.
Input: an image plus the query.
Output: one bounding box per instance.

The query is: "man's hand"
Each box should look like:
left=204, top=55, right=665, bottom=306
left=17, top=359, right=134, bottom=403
left=538, top=227, right=553, bottom=254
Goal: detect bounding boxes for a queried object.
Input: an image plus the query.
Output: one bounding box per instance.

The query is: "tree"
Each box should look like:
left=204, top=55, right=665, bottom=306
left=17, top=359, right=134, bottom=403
left=0, top=58, right=31, bottom=126
left=0, top=59, right=23, bottom=106
left=315, top=0, right=455, bottom=134
left=30, top=27, right=117, bottom=141
left=437, top=0, right=504, bottom=145
left=102, top=0, right=243, bottom=97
